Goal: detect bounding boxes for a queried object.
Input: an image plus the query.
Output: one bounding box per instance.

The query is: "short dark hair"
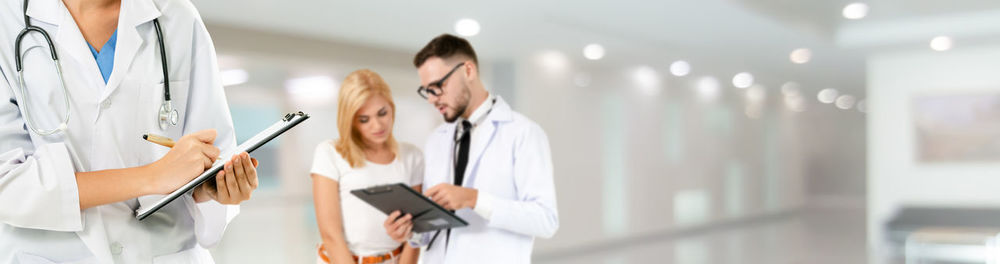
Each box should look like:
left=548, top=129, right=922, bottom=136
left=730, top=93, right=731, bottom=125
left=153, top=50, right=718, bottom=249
left=413, top=34, right=479, bottom=68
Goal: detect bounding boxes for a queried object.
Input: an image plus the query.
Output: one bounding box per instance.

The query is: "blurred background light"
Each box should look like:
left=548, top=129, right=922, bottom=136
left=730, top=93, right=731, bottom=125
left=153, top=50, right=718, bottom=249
left=454, top=18, right=481, bottom=37
left=732, top=72, right=754, bottom=89
left=842, top=3, right=869, bottom=19
left=583, top=44, right=606, bottom=60
left=670, top=60, right=691, bottom=77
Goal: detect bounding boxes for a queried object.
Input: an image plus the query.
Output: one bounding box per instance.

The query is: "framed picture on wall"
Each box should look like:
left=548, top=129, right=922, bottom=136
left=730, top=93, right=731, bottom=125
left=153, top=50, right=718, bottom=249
left=913, top=93, right=1000, bottom=163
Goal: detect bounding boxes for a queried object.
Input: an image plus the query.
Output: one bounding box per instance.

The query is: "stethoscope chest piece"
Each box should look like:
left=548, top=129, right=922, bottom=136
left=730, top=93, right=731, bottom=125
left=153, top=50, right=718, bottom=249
left=158, top=100, right=178, bottom=130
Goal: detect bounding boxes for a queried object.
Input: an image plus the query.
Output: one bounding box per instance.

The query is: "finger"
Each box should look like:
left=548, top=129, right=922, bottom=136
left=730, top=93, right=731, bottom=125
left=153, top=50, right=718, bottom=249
left=192, top=129, right=218, bottom=144
left=390, top=214, right=406, bottom=229
left=224, top=161, right=240, bottom=201
left=394, top=213, right=412, bottom=225
left=203, top=145, right=221, bottom=163
left=386, top=211, right=401, bottom=226
left=216, top=170, right=230, bottom=201
left=430, top=189, right=448, bottom=204
left=244, top=154, right=259, bottom=189
left=234, top=154, right=252, bottom=198
left=202, top=155, right=213, bottom=170
left=394, top=222, right=409, bottom=237
left=403, top=224, right=412, bottom=239
left=426, top=186, right=441, bottom=200
left=426, top=185, right=442, bottom=197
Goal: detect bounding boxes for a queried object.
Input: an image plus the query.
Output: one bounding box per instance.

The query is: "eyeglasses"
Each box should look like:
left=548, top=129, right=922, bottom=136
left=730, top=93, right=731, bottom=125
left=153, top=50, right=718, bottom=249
left=417, top=62, right=466, bottom=99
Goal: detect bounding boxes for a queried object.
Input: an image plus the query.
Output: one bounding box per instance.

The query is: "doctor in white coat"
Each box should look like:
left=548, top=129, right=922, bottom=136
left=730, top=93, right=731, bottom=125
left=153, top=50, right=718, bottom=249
left=384, top=34, right=559, bottom=263
left=0, top=0, right=259, bottom=263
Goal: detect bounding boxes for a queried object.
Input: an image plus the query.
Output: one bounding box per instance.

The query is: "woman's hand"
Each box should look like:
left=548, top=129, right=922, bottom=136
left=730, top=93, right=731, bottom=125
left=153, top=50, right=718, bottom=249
left=144, top=129, right=219, bottom=195
left=193, top=152, right=259, bottom=204
left=384, top=210, right=413, bottom=243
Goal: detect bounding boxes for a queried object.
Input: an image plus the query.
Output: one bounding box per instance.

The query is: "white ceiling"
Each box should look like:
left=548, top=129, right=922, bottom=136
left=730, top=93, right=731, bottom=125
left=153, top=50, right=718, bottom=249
left=192, top=0, right=1000, bottom=94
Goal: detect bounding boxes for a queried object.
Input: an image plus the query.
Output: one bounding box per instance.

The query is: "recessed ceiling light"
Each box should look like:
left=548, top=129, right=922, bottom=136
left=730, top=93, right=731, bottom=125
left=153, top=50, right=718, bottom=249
left=843, top=3, right=869, bottom=20
left=789, top=48, right=812, bottom=64
left=930, top=36, right=953, bottom=51
left=670, top=60, right=691, bottom=77
left=835, top=95, right=857, bottom=110
left=732, top=72, right=754, bottom=89
left=583, top=44, right=605, bottom=60
left=817, top=88, right=839, bottom=104
left=454, top=18, right=481, bottom=37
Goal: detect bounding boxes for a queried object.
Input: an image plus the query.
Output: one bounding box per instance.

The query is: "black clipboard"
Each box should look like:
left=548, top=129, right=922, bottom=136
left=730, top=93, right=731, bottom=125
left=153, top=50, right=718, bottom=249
left=135, top=111, right=310, bottom=220
left=351, top=183, right=468, bottom=233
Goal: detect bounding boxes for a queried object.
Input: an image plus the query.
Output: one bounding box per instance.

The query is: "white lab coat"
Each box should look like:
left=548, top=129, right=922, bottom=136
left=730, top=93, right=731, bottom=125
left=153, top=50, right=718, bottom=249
left=0, top=0, right=237, bottom=263
left=420, top=96, right=559, bottom=264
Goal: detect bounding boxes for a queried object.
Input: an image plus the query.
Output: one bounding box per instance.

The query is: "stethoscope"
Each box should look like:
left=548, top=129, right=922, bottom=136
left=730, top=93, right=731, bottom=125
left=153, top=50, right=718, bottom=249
left=14, top=0, right=177, bottom=136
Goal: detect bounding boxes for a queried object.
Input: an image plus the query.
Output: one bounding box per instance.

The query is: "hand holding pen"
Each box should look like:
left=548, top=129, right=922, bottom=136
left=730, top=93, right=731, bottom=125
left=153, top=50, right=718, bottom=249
left=143, top=131, right=259, bottom=204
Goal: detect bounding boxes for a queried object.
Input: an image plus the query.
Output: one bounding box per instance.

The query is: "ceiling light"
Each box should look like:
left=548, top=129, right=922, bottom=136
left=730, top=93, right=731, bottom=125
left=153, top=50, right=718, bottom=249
left=454, top=18, right=481, bottom=37
left=732, top=72, right=754, bottom=89
left=843, top=3, right=869, bottom=19
left=583, top=44, right=605, bottom=60
left=930, top=36, right=953, bottom=51
left=817, top=88, right=839, bottom=104
left=789, top=48, right=812, bottom=64
left=835, top=95, right=857, bottom=110
left=670, top=60, right=691, bottom=77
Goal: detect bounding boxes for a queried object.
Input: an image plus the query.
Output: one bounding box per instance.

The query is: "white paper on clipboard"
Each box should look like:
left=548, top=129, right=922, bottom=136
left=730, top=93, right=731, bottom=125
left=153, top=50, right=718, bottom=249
left=135, top=111, right=310, bottom=220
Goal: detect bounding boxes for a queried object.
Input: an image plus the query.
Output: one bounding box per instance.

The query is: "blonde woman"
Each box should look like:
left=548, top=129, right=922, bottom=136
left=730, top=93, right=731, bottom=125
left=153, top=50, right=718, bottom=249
left=312, top=69, right=423, bottom=264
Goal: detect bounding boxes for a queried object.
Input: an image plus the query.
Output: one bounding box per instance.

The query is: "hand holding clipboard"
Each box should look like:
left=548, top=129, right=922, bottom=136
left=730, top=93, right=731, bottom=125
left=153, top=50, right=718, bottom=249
left=135, top=111, right=310, bottom=220
left=352, top=183, right=468, bottom=233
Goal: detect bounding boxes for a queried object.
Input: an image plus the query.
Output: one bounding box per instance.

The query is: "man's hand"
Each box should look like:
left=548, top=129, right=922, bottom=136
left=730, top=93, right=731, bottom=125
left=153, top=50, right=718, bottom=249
left=384, top=211, right=413, bottom=243
left=426, top=183, right=478, bottom=211
left=193, top=152, right=259, bottom=204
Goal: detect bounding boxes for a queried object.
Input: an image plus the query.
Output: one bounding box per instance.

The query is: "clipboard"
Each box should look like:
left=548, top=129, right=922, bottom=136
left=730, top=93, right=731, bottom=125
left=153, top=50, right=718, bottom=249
left=351, top=183, right=468, bottom=233
left=135, top=111, right=310, bottom=220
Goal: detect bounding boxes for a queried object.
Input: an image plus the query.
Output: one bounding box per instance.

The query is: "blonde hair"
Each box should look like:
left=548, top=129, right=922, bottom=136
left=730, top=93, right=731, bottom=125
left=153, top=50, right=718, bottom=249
left=334, top=69, right=399, bottom=168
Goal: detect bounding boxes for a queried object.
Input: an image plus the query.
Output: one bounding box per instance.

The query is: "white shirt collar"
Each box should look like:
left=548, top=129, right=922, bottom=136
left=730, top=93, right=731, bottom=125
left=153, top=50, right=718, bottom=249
left=463, top=93, right=495, bottom=127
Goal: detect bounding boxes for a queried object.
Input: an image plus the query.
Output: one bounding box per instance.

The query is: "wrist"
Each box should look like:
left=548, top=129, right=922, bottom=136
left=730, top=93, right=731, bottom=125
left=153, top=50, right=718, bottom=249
left=138, top=163, right=163, bottom=195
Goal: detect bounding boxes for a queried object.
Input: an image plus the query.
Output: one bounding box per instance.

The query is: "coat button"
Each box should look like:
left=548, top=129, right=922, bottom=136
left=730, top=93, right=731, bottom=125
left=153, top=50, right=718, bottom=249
left=101, top=100, right=111, bottom=109
left=110, top=242, right=123, bottom=255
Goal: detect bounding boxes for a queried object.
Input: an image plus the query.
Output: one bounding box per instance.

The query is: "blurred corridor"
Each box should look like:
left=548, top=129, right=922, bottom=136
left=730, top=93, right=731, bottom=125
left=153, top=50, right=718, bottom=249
left=177, top=1, right=1000, bottom=263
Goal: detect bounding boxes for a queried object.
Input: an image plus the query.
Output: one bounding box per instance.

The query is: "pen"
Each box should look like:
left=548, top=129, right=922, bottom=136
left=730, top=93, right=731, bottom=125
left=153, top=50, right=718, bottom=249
left=142, top=133, right=176, bottom=148
left=142, top=133, right=224, bottom=161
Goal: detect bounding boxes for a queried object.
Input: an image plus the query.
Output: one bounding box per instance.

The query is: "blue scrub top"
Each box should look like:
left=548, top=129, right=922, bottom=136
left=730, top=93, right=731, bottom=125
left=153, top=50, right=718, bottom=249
left=87, top=30, right=117, bottom=84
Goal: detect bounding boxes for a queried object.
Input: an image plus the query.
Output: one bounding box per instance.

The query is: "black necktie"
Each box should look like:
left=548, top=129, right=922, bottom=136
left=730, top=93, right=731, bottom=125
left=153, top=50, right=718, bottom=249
left=454, top=120, right=472, bottom=187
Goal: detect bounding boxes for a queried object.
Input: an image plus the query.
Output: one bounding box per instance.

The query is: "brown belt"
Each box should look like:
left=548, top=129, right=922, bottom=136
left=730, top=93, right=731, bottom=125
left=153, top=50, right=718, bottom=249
left=318, top=244, right=404, bottom=264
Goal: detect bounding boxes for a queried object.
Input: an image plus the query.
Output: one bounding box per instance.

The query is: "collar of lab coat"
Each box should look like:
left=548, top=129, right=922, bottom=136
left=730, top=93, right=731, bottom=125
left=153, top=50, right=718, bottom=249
left=437, top=95, right=514, bottom=187
left=24, top=0, right=62, bottom=26
left=26, top=0, right=163, bottom=102
left=103, top=0, right=162, bottom=101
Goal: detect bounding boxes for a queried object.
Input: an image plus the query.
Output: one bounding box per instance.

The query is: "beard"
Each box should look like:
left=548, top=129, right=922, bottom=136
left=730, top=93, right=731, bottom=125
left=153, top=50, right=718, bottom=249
left=443, top=86, right=471, bottom=123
